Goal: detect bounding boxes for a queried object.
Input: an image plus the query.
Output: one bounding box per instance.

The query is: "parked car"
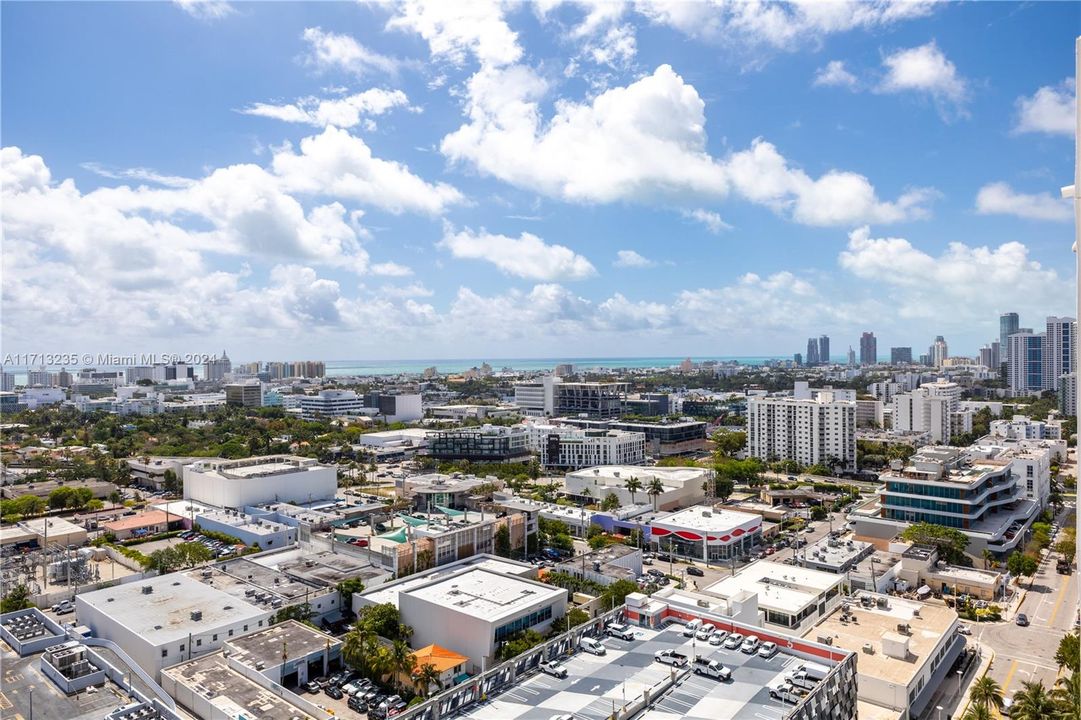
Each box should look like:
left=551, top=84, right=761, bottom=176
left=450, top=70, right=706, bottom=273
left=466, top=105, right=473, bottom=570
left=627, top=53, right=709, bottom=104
left=654, top=649, right=689, bottom=667
left=710, top=629, right=727, bottom=646
left=303, top=681, right=321, bottom=694
left=764, top=547, right=776, bottom=555
left=52, top=600, right=75, bottom=615
left=741, top=636, right=760, bottom=654
left=1015, top=613, right=1029, bottom=627
left=347, top=696, right=368, bottom=713
left=723, top=632, right=744, bottom=649
left=758, top=641, right=778, bottom=658
left=605, top=622, right=636, bottom=641
left=540, top=660, right=569, bottom=679
left=686, top=566, right=704, bottom=577
left=580, top=637, right=606, bottom=656
left=695, top=624, right=716, bottom=641
left=957, top=625, right=972, bottom=636
left=770, top=685, right=805, bottom=704
left=691, top=655, right=731, bottom=680
left=324, top=686, right=344, bottom=700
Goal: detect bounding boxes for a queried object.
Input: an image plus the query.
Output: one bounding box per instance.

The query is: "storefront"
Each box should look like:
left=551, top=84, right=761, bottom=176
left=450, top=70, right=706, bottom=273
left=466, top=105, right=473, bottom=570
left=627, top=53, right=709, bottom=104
left=649, top=506, right=762, bottom=561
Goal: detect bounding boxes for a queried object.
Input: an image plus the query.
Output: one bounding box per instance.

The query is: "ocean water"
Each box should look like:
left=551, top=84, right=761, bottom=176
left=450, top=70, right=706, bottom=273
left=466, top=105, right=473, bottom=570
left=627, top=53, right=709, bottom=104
left=4, top=355, right=798, bottom=382
left=322, top=356, right=791, bottom=377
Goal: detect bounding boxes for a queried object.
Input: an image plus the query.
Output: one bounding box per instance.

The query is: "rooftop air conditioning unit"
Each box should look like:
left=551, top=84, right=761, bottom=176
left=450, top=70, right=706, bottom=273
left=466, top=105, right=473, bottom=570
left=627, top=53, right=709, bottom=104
left=190, top=610, right=203, bottom=621
left=141, top=585, right=153, bottom=595
left=862, top=643, right=875, bottom=654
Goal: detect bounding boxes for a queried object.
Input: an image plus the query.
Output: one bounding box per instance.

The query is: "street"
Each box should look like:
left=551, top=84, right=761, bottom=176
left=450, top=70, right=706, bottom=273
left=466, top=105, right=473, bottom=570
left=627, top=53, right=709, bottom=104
left=972, top=502, right=1079, bottom=701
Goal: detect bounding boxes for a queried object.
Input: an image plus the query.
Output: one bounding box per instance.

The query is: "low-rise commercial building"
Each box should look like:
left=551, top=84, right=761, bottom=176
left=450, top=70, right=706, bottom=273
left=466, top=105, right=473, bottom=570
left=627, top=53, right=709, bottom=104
left=75, top=574, right=272, bottom=681
left=555, top=418, right=708, bottom=457
left=552, top=544, right=643, bottom=586
left=397, top=473, right=501, bottom=512
left=103, top=510, right=178, bottom=540
left=650, top=505, right=763, bottom=561
left=195, top=508, right=297, bottom=549
left=563, top=465, right=706, bottom=510
left=806, top=592, right=963, bottom=720
left=703, top=560, right=845, bottom=634
left=183, top=455, right=336, bottom=508
left=800, top=536, right=875, bottom=574
left=397, top=567, right=567, bottom=672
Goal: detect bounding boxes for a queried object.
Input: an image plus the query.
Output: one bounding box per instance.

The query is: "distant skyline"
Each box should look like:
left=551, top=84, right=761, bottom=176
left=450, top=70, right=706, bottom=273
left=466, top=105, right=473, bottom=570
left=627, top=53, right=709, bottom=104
left=2, top=1, right=1076, bottom=359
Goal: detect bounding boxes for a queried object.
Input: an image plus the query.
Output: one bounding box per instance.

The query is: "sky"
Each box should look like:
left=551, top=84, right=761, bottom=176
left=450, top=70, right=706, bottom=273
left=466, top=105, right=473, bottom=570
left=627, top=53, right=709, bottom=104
left=2, top=0, right=1078, bottom=362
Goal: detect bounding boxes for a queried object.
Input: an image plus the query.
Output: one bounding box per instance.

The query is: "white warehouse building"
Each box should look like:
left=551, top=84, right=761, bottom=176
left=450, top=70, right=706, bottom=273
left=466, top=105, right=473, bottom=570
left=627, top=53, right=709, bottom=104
left=527, top=423, right=645, bottom=469
left=74, top=573, right=272, bottom=681
left=747, top=391, right=857, bottom=471
left=183, top=455, right=336, bottom=509
left=396, top=567, right=567, bottom=673
left=563, top=465, right=707, bottom=511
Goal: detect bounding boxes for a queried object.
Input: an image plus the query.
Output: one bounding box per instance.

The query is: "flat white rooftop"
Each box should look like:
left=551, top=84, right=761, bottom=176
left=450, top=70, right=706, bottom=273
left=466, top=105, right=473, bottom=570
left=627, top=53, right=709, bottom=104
left=654, top=505, right=760, bottom=532
left=404, top=568, right=562, bottom=622
left=566, top=465, right=705, bottom=485
left=705, top=559, right=841, bottom=611
left=77, top=574, right=267, bottom=644
left=360, top=556, right=535, bottom=609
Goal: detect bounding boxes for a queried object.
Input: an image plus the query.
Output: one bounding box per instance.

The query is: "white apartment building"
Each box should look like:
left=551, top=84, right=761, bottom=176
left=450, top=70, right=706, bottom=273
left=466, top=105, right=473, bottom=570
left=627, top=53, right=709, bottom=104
left=299, top=389, right=367, bottom=419
left=868, top=381, right=905, bottom=404
left=527, top=423, right=645, bottom=469
left=792, top=381, right=857, bottom=402
left=891, top=379, right=961, bottom=444
left=513, top=377, right=557, bottom=417
left=746, top=391, right=857, bottom=472
left=1007, top=331, right=1045, bottom=394
left=989, top=415, right=1062, bottom=441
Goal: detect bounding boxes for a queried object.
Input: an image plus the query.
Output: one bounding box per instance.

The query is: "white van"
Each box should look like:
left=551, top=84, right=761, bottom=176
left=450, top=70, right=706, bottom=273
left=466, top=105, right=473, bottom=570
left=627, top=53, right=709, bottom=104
left=683, top=619, right=703, bottom=637
left=580, top=637, right=607, bottom=656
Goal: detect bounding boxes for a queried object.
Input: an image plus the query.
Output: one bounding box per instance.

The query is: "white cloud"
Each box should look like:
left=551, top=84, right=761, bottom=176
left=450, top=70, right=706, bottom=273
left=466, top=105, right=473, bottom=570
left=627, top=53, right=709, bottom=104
left=635, top=0, right=936, bottom=49
left=173, top=0, right=234, bottom=20
left=384, top=0, right=522, bottom=68
left=442, top=63, right=931, bottom=225
left=1014, top=79, right=1075, bottom=137
left=614, top=249, right=654, bottom=268
left=302, top=27, right=401, bottom=77
left=877, top=41, right=968, bottom=118
left=240, top=88, right=413, bottom=129
left=440, top=226, right=597, bottom=280
left=681, top=208, right=731, bottom=233
left=80, top=162, right=194, bottom=188
left=813, top=60, right=858, bottom=88
left=838, top=226, right=1072, bottom=320
left=271, top=126, right=463, bottom=215
left=975, top=182, right=1072, bottom=222
left=371, top=261, right=414, bottom=276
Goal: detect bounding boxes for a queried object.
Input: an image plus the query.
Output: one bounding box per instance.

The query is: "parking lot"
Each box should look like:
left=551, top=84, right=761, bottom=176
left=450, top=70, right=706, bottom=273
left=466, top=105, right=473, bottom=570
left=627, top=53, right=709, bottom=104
left=455, top=623, right=809, bottom=720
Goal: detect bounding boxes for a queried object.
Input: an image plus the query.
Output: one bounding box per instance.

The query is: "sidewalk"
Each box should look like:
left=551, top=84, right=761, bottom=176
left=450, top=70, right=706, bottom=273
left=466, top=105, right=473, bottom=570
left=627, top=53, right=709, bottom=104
left=945, top=643, right=996, bottom=720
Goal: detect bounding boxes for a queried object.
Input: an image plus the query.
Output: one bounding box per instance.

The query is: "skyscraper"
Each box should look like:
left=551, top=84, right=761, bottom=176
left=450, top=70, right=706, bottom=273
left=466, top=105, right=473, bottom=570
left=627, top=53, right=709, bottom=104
left=203, top=349, right=232, bottom=382
left=890, top=347, right=913, bottom=364
left=1007, top=331, right=1044, bottom=394
left=806, top=338, right=820, bottom=366
left=931, top=336, right=948, bottom=368
left=999, top=312, right=1020, bottom=358
left=1043, top=316, right=1075, bottom=391
left=990, top=340, right=1001, bottom=369
left=818, top=335, right=831, bottom=366
left=847, top=347, right=856, bottom=366
left=859, top=332, right=877, bottom=366
left=979, top=345, right=994, bottom=369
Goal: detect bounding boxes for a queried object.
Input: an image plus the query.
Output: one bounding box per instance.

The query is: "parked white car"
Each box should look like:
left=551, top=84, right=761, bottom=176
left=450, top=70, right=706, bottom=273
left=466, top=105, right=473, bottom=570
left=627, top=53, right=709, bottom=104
left=695, top=623, right=716, bottom=641
left=741, top=636, right=760, bottom=654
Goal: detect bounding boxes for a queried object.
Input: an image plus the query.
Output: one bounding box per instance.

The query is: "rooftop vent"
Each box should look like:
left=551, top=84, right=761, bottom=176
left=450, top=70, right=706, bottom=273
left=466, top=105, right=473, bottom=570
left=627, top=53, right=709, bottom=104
left=190, top=610, right=203, bottom=622
left=141, top=585, right=154, bottom=595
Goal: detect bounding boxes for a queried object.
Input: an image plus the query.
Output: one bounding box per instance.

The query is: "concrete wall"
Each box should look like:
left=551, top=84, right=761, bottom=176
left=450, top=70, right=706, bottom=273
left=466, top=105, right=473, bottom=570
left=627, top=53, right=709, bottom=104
left=184, top=465, right=336, bottom=508
left=0, top=608, right=68, bottom=655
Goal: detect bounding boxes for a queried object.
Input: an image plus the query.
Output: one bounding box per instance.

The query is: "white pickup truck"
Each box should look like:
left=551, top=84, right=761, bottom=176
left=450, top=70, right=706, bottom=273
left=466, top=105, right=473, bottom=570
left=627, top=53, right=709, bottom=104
left=769, top=684, right=806, bottom=704
left=653, top=649, right=689, bottom=667
left=691, top=656, right=731, bottom=680
left=540, top=661, right=568, bottom=679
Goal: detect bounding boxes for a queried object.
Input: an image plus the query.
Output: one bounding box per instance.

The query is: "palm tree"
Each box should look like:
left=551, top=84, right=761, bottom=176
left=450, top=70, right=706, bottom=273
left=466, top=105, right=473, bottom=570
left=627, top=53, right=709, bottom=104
left=982, top=549, right=994, bottom=570
left=646, top=478, right=664, bottom=512
left=960, top=705, right=992, bottom=720
left=968, top=675, right=1004, bottom=714
left=413, top=662, right=441, bottom=699
left=342, top=621, right=378, bottom=676
left=1011, top=680, right=1056, bottom=720
left=389, top=639, right=416, bottom=693
left=1052, top=671, right=1079, bottom=719
left=1054, top=632, right=1079, bottom=673
left=624, top=476, right=642, bottom=505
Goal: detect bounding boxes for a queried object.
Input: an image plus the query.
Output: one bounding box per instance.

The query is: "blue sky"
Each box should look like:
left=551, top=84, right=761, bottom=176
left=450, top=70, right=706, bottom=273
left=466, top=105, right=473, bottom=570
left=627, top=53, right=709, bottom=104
left=2, top=0, right=1077, bottom=362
